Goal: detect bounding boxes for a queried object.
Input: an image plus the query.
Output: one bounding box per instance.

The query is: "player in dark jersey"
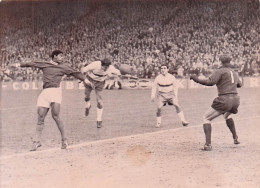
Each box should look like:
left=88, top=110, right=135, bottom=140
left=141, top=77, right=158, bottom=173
left=190, top=55, right=243, bottom=151
left=14, top=50, right=91, bottom=151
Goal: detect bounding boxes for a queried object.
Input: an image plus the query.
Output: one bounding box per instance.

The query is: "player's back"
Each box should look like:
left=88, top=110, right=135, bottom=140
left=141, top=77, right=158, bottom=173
left=216, top=67, right=240, bottom=95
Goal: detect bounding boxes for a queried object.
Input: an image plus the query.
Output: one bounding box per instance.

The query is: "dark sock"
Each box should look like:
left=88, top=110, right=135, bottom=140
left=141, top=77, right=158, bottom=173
left=226, top=118, right=238, bottom=140
left=203, top=123, right=212, bottom=145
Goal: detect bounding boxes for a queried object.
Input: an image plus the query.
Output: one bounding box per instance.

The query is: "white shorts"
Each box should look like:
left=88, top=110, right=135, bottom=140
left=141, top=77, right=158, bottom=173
left=37, top=87, right=62, bottom=108
left=157, top=91, right=179, bottom=107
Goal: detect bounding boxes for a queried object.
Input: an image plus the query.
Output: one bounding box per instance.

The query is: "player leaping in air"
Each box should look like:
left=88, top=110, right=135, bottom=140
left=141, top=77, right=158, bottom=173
left=81, top=58, right=121, bottom=128
left=151, top=64, right=189, bottom=128
left=12, top=50, right=92, bottom=151
left=190, top=54, right=243, bottom=151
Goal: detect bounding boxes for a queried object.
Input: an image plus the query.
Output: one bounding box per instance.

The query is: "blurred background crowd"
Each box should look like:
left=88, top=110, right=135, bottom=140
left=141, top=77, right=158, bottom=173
left=0, top=0, right=260, bottom=82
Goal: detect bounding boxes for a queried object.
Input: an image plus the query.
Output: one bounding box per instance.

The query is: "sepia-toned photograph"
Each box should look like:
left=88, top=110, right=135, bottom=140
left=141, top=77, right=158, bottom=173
left=0, top=0, right=260, bottom=187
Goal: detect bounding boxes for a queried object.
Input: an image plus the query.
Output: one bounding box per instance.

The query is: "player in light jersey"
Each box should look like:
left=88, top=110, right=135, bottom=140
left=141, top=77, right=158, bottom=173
left=190, top=54, right=243, bottom=151
left=81, top=58, right=121, bottom=128
left=13, top=50, right=91, bottom=151
left=151, top=64, right=189, bottom=128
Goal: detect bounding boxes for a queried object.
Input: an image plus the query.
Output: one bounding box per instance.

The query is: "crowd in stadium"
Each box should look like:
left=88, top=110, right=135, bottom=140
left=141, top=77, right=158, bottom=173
left=1, top=0, right=260, bottom=82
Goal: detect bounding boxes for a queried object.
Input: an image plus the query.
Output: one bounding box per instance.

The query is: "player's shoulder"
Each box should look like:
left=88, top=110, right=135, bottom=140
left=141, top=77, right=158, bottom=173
left=93, top=60, right=101, bottom=64
left=218, top=66, right=231, bottom=71
left=90, top=60, right=102, bottom=66
left=213, top=67, right=226, bottom=74
left=155, top=74, right=163, bottom=79
left=167, top=73, right=176, bottom=79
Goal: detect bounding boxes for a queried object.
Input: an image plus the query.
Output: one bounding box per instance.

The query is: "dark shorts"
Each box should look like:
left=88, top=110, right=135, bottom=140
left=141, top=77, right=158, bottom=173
left=211, top=94, right=240, bottom=114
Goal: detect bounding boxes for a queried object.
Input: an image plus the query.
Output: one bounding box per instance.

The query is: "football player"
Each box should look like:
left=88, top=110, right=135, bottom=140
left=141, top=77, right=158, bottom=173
left=190, top=54, right=243, bottom=151
left=151, top=64, right=189, bottom=128
left=13, top=50, right=92, bottom=151
left=81, top=58, right=121, bottom=128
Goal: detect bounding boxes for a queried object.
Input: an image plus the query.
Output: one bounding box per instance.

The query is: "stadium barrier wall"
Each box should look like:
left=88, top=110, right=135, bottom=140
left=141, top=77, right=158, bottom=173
left=1, top=77, right=259, bottom=91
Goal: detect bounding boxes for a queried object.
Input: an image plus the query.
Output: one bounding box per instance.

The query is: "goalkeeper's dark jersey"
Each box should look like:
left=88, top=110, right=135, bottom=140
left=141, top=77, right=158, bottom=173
left=21, top=60, right=83, bottom=89
left=209, top=67, right=242, bottom=95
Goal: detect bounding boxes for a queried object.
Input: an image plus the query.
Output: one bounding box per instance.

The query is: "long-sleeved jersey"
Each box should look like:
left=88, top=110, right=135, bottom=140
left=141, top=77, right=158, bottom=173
left=20, top=60, right=85, bottom=89
left=209, top=67, right=243, bottom=95
left=151, top=73, right=178, bottom=98
left=81, top=61, right=121, bottom=82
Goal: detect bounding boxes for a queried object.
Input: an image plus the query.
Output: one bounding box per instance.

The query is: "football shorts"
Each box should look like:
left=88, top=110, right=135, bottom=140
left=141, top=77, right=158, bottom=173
left=37, top=87, right=62, bottom=108
left=86, top=75, right=105, bottom=91
left=211, top=94, right=240, bottom=114
left=158, top=91, right=178, bottom=107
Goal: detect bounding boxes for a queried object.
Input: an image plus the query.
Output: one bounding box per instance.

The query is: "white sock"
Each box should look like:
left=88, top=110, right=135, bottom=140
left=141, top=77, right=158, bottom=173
left=178, top=111, right=186, bottom=122
left=97, top=108, right=103, bottom=121
left=85, top=101, right=91, bottom=108
left=157, top=116, right=161, bottom=124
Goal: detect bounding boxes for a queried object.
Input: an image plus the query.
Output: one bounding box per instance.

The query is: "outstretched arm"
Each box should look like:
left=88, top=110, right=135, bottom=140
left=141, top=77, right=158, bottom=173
left=10, top=59, right=47, bottom=68
left=71, top=72, right=95, bottom=89
left=66, top=68, right=94, bottom=88
left=190, top=75, right=215, bottom=86
left=70, top=72, right=85, bottom=82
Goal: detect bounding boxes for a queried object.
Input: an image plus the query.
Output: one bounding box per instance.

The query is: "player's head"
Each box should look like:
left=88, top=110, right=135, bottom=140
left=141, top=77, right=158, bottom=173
left=160, top=64, right=169, bottom=75
left=219, top=54, right=232, bottom=65
left=51, top=50, right=64, bottom=63
left=101, top=58, right=111, bottom=70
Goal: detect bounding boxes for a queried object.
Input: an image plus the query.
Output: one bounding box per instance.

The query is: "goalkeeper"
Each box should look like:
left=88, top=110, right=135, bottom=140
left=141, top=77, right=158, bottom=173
left=190, top=54, right=243, bottom=151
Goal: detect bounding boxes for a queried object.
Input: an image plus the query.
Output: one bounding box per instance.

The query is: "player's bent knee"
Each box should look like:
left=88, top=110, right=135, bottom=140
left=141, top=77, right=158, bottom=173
left=203, top=116, right=211, bottom=124
left=174, top=105, right=181, bottom=113
left=224, top=114, right=232, bottom=120
left=97, top=102, right=103, bottom=109
left=37, top=118, right=44, bottom=129
left=37, top=114, right=45, bottom=123
left=51, top=113, right=60, bottom=121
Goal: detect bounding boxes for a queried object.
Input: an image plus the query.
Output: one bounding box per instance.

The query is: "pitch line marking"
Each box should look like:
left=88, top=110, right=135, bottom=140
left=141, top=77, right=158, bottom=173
left=1, top=115, right=260, bottom=161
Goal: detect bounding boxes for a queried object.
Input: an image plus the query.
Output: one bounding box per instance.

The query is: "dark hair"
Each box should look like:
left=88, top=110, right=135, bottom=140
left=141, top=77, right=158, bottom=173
left=160, top=64, right=169, bottom=69
left=50, top=50, right=63, bottom=59
left=101, top=58, right=111, bottom=66
left=219, top=54, right=232, bottom=64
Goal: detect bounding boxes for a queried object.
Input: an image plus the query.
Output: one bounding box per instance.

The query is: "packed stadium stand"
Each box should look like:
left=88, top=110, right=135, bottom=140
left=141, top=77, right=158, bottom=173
left=0, top=0, right=260, bottom=81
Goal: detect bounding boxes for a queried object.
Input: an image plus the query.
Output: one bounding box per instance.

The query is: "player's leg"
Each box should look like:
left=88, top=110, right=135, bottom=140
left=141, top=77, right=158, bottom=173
left=50, top=102, right=68, bottom=149
left=224, top=112, right=240, bottom=144
left=30, top=107, right=49, bottom=151
left=117, top=80, right=122, bottom=89
left=31, top=89, right=51, bottom=151
left=171, top=97, right=189, bottom=126
left=94, top=81, right=106, bottom=128
left=84, top=85, right=93, bottom=116
left=156, top=101, right=164, bottom=128
left=95, top=89, right=103, bottom=128
left=155, top=95, right=165, bottom=128
left=202, top=107, right=222, bottom=151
